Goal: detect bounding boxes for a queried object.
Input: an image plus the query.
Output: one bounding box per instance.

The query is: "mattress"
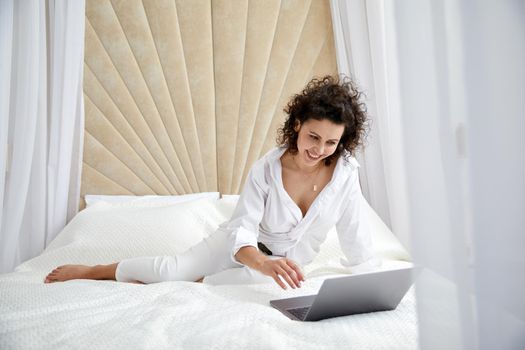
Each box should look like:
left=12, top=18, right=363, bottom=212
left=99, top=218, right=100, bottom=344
left=0, top=197, right=417, bottom=349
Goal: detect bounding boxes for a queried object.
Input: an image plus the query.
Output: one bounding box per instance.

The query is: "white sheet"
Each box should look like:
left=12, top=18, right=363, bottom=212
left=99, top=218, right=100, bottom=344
left=0, top=198, right=417, bottom=349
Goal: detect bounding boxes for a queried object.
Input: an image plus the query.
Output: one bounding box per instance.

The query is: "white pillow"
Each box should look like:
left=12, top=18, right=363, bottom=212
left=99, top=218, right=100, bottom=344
left=220, top=194, right=241, bottom=202
left=84, top=192, right=220, bottom=207
left=15, top=197, right=231, bottom=273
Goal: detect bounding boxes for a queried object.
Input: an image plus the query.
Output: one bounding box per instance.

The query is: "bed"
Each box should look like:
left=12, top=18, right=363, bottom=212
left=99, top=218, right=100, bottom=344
left=0, top=194, right=416, bottom=349
left=0, top=2, right=417, bottom=348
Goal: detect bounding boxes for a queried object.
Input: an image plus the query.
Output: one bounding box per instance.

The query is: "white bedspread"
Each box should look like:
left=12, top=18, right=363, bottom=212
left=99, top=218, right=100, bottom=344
left=0, top=198, right=417, bottom=349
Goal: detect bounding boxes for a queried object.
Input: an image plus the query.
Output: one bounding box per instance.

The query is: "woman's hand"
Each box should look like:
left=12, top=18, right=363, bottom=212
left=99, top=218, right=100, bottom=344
left=235, top=246, right=305, bottom=290
left=258, top=258, right=305, bottom=290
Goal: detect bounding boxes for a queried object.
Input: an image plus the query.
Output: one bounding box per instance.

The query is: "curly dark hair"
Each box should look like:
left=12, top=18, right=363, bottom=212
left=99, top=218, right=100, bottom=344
left=277, top=75, right=369, bottom=165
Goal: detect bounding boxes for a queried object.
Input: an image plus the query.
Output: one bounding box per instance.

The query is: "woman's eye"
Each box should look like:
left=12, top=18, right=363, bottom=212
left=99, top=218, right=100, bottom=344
left=310, top=135, right=318, bottom=140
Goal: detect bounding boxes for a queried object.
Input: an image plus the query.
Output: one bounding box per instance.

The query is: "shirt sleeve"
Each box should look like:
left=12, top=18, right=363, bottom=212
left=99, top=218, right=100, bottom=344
left=226, top=162, right=268, bottom=264
left=336, top=170, right=376, bottom=268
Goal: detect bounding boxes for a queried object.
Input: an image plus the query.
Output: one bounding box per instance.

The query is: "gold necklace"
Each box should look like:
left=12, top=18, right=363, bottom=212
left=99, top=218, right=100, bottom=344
left=292, top=155, right=324, bottom=192
left=311, top=165, right=323, bottom=192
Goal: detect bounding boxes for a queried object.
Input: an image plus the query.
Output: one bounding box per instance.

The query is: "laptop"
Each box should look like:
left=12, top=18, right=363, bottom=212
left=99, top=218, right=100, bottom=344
left=270, top=266, right=415, bottom=321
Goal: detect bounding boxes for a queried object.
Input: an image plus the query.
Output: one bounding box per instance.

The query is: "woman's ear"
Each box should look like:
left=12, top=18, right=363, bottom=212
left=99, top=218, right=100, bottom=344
left=294, top=120, right=301, bottom=132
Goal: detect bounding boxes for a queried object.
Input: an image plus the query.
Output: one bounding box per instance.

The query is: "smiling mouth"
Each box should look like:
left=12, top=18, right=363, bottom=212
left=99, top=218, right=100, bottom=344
left=306, top=149, right=321, bottom=160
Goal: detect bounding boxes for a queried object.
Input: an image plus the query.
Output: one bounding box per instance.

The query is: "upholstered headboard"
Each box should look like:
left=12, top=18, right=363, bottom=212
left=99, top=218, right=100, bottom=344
left=81, top=0, right=338, bottom=207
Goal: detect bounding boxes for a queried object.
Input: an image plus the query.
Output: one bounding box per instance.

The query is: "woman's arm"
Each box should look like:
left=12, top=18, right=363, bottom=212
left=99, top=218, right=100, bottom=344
left=234, top=246, right=268, bottom=270
left=235, top=246, right=305, bottom=290
left=228, top=156, right=305, bottom=289
left=336, top=170, right=375, bottom=267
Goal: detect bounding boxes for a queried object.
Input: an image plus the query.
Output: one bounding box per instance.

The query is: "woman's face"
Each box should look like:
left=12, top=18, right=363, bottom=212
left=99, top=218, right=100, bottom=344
left=294, top=118, right=345, bottom=167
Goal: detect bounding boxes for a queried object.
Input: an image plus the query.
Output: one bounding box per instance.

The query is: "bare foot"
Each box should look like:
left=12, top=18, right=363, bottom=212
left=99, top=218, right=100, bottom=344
left=44, top=265, right=94, bottom=283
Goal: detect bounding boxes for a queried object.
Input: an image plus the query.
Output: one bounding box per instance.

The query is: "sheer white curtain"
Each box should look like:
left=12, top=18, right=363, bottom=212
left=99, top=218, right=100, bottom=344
left=329, top=0, right=411, bottom=249
left=0, top=0, right=85, bottom=274
left=331, top=0, right=525, bottom=349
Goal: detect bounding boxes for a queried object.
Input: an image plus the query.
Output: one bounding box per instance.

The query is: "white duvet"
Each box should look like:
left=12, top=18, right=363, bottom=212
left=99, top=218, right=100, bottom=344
left=0, top=198, right=417, bottom=349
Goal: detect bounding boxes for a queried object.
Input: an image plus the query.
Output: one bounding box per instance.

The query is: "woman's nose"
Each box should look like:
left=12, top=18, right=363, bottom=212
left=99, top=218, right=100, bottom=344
left=317, top=143, right=324, bottom=154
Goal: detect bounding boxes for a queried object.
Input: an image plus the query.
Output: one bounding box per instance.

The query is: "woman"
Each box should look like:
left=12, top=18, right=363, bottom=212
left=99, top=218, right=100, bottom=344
left=44, top=75, right=374, bottom=290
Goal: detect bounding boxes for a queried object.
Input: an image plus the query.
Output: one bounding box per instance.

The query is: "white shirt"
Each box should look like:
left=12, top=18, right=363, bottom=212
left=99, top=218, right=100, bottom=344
left=218, top=147, right=373, bottom=267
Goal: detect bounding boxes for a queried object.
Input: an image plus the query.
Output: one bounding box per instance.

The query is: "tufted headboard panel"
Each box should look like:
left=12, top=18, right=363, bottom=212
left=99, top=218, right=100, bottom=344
left=81, top=0, right=338, bottom=207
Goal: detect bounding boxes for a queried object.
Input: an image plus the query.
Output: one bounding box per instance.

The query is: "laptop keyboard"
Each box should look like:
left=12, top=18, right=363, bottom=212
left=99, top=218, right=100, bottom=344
left=287, top=306, right=310, bottom=320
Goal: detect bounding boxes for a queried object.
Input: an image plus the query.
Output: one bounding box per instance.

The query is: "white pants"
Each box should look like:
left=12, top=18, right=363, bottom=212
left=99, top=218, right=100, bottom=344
left=115, top=229, right=277, bottom=285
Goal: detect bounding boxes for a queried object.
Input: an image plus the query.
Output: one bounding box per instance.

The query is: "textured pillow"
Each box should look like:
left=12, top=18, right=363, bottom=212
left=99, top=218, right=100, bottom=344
left=15, top=198, right=231, bottom=273
left=84, top=192, right=220, bottom=207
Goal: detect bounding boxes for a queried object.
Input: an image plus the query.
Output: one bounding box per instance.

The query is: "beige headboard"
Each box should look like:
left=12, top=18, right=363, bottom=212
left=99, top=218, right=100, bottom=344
left=81, top=0, right=338, bottom=207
